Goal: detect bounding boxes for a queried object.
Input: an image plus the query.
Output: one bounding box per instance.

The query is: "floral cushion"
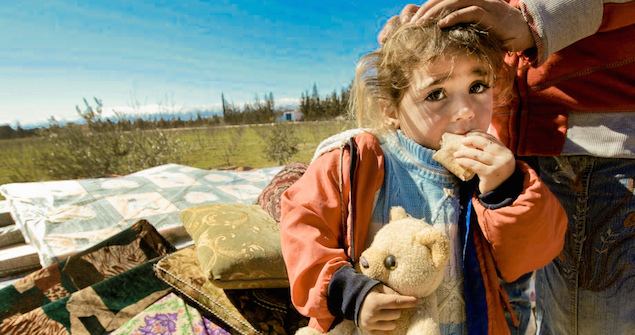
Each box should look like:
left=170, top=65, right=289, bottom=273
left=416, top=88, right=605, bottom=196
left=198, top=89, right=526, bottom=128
left=154, top=246, right=307, bottom=335
left=254, top=162, right=308, bottom=223
left=179, top=204, right=288, bottom=289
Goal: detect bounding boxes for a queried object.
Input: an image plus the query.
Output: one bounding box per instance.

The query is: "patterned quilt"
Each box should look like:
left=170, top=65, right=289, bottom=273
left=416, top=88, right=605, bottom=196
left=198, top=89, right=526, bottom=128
left=0, top=164, right=282, bottom=267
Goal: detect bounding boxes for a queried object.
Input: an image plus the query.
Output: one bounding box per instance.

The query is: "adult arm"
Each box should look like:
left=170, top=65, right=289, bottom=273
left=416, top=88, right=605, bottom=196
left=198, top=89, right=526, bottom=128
left=387, top=0, right=635, bottom=64
left=515, top=0, right=635, bottom=64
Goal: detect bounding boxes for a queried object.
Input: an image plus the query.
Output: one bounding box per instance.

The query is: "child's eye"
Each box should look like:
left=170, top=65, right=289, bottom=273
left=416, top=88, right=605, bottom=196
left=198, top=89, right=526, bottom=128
left=470, top=82, right=490, bottom=94
left=425, top=89, right=446, bottom=101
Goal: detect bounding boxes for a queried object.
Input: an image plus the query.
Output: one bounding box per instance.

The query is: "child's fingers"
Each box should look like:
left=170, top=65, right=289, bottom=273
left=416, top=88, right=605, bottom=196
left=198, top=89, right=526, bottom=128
left=461, top=137, right=494, bottom=153
left=383, top=294, right=419, bottom=309
left=372, top=308, right=402, bottom=322
left=366, top=321, right=398, bottom=334
left=462, top=130, right=498, bottom=146
left=370, top=291, right=418, bottom=310
left=376, top=284, right=397, bottom=295
left=359, top=292, right=416, bottom=334
left=462, top=133, right=510, bottom=158
left=454, top=147, right=495, bottom=166
left=455, top=157, right=491, bottom=174
left=456, top=132, right=516, bottom=193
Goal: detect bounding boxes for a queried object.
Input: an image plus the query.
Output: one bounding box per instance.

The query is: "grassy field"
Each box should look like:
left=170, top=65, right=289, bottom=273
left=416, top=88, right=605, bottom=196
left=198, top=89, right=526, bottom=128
left=0, top=120, right=355, bottom=200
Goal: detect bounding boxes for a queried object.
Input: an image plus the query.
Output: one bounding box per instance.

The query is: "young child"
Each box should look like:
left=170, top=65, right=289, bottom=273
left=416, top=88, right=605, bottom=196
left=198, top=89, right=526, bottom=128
left=280, top=21, right=567, bottom=334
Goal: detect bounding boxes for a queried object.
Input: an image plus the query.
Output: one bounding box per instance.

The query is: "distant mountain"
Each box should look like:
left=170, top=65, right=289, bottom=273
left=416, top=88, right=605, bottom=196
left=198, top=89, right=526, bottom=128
left=5, top=99, right=302, bottom=130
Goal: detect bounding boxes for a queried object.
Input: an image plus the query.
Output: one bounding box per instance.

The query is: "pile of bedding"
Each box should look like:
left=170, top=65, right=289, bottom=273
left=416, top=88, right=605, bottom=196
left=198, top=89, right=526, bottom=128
left=0, top=163, right=317, bottom=335
left=0, top=160, right=538, bottom=334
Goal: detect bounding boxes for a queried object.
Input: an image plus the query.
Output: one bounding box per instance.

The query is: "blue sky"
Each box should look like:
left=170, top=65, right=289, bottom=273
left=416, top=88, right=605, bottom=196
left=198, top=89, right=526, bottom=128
left=1, top=0, right=415, bottom=127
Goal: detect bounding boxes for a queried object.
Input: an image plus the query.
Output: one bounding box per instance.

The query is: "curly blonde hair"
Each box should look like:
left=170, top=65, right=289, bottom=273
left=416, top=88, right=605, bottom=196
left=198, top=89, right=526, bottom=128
left=350, top=21, right=510, bottom=130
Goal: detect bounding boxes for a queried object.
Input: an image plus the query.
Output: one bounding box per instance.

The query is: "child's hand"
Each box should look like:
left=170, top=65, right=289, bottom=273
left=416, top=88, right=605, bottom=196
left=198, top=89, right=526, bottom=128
left=453, top=130, right=516, bottom=194
left=358, top=284, right=418, bottom=334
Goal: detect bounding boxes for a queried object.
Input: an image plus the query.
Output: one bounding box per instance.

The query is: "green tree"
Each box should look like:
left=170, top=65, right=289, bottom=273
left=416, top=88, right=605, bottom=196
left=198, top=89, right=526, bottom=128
left=256, top=123, right=300, bottom=165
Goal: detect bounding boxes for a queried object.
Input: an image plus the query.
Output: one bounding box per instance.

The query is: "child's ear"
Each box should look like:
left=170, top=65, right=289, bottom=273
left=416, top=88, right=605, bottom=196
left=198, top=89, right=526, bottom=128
left=379, top=99, right=400, bottom=129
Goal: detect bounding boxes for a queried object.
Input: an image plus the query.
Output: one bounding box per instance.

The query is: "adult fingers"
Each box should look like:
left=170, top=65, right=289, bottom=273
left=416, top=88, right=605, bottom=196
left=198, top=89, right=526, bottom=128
left=378, top=4, right=419, bottom=45
left=417, top=0, right=532, bottom=51
left=410, top=0, right=449, bottom=23
left=414, top=0, right=481, bottom=23
left=437, top=6, right=496, bottom=28
left=378, top=15, right=400, bottom=44
left=399, top=4, right=421, bottom=23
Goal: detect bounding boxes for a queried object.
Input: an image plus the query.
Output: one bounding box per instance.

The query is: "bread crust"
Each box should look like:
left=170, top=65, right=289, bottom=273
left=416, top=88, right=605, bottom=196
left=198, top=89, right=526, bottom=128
left=432, top=133, right=475, bottom=181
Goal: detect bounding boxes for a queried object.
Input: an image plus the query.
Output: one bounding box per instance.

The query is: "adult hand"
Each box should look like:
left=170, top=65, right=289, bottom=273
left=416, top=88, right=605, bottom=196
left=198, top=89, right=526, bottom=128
left=379, top=1, right=535, bottom=52
left=454, top=130, right=516, bottom=194
left=377, top=4, right=420, bottom=44
left=358, top=284, right=418, bottom=335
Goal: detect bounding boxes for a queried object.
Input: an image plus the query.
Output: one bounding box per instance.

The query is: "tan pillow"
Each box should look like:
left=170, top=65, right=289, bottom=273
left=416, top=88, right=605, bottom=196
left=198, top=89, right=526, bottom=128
left=179, top=203, right=289, bottom=289
left=432, top=133, right=476, bottom=181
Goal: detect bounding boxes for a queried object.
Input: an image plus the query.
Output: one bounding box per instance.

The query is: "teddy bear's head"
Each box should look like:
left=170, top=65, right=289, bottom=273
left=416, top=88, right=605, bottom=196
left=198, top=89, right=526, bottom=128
left=359, top=206, right=450, bottom=298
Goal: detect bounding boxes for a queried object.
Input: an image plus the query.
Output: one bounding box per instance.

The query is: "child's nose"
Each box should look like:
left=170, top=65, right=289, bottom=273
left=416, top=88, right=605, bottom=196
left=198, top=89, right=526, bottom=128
left=453, top=98, right=475, bottom=122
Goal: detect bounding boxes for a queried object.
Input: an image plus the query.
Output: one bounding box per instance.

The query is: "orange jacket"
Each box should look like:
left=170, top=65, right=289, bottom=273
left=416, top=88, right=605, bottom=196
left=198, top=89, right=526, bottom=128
left=280, top=132, right=567, bottom=334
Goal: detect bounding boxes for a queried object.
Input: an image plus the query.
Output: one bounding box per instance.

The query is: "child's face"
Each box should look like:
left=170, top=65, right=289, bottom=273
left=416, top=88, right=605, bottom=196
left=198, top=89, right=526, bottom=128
left=387, top=54, right=494, bottom=150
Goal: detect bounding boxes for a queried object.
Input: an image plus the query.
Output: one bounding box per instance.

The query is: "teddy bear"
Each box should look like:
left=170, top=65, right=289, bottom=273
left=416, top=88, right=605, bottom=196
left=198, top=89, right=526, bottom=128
left=295, top=206, right=450, bottom=335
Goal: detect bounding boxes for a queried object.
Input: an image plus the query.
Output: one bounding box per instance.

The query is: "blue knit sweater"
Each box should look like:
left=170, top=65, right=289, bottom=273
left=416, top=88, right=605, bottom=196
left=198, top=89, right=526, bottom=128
left=373, top=130, right=468, bottom=334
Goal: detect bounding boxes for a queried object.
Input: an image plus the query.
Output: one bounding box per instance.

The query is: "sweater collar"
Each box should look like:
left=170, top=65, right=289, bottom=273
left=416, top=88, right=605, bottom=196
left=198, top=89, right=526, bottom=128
left=381, top=130, right=458, bottom=184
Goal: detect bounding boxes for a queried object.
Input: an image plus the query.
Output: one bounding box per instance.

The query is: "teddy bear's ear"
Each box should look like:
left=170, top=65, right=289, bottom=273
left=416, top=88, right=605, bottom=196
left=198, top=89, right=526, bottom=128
left=389, top=206, right=408, bottom=221
left=416, top=229, right=450, bottom=269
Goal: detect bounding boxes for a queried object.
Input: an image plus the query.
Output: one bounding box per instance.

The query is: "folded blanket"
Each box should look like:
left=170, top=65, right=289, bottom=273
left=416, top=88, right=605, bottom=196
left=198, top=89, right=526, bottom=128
left=0, top=260, right=170, bottom=335
left=0, top=225, right=24, bottom=248
left=0, top=219, right=175, bottom=321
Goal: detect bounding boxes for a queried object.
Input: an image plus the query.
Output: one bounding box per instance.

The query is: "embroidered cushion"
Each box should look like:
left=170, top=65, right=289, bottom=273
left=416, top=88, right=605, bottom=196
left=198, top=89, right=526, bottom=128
left=180, top=203, right=288, bottom=289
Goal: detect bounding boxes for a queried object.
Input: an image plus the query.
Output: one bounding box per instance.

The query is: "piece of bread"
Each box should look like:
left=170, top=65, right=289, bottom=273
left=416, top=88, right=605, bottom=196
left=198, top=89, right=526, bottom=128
left=432, top=133, right=475, bottom=181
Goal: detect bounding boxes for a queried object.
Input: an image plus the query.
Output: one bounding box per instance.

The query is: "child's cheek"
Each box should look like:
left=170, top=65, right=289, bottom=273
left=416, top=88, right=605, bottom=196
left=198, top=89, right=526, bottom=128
left=474, top=97, right=494, bottom=130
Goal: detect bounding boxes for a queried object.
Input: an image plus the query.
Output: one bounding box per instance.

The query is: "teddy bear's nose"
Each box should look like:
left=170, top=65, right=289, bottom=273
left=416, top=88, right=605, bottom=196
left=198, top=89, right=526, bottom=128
left=360, top=256, right=369, bottom=269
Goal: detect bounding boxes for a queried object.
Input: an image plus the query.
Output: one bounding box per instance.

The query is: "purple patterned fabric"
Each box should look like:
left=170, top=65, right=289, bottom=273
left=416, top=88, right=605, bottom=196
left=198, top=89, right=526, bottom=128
left=138, top=313, right=178, bottom=334
left=111, top=293, right=230, bottom=335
